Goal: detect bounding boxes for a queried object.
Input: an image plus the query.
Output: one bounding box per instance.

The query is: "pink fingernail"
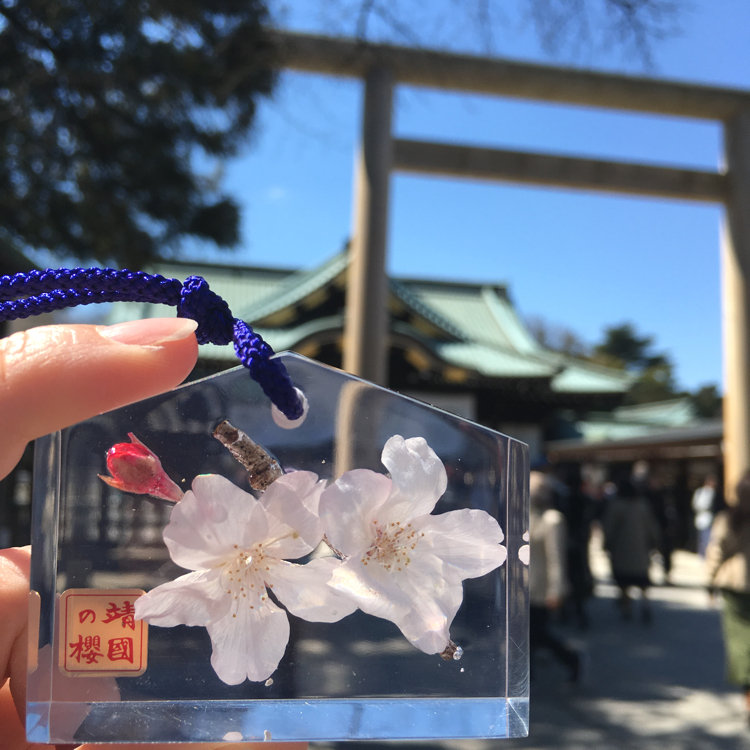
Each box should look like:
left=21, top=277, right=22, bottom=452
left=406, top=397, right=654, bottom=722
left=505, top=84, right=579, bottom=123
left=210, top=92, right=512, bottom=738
left=99, top=318, right=198, bottom=346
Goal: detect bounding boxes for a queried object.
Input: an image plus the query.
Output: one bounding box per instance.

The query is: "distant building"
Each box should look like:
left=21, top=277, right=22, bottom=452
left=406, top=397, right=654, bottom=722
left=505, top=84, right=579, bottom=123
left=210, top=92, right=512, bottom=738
left=548, top=397, right=723, bottom=550
left=548, top=398, right=721, bottom=463
left=110, top=249, right=632, bottom=462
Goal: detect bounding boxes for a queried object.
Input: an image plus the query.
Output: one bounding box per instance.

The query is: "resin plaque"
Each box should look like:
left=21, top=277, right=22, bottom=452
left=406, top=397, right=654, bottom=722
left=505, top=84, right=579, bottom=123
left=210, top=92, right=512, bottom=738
left=27, top=353, right=529, bottom=743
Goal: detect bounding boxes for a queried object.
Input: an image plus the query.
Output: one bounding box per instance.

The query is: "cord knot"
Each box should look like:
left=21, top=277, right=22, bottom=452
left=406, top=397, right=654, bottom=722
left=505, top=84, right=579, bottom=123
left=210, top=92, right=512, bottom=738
left=0, top=267, right=304, bottom=421
left=178, top=275, right=234, bottom=345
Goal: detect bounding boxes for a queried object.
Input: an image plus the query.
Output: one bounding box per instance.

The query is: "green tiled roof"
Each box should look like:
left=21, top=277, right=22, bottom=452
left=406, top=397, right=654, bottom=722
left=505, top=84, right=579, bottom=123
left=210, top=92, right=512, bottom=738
left=239, top=252, right=348, bottom=322
left=611, top=398, right=695, bottom=426
left=569, top=397, right=699, bottom=443
left=547, top=357, right=637, bottom=394
left=104, top=251, right=631, bottom=397
left=151, top=260, right=291, bottom=313
left=435, top=341, right=556, bottom=379
left=399, top=280, right=540, bottom=353
left=396, top=277, right=629, bottom=393
left=389, top=280, right=465, bottom=340
left=480, top=287, right=544, bottom=354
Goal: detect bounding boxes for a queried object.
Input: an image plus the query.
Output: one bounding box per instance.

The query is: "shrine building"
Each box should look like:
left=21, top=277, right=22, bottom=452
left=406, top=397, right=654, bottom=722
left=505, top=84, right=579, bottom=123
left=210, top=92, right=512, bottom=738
left=110, top=249, right=632, bottom=462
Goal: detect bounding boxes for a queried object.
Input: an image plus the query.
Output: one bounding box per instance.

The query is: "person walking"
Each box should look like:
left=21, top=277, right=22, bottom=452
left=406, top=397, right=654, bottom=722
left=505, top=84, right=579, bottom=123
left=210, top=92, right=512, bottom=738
left=693, top=474, right=718, bottom=557
left=706, top=470, right=750, bottom=727
left=560, top=465, right=595, bottom=630
left=603, top=476, right=661, bottom=624
left=632, top=460, right=675, bottom=583
left=529, top=470, right=582, bottom=683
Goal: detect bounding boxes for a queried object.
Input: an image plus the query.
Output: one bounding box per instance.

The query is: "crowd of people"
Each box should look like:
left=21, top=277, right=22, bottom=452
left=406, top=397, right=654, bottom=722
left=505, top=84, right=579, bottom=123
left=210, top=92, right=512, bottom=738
left=529, top=460, right=663, bottom=662
left=529, top=457, right=750, bottom=727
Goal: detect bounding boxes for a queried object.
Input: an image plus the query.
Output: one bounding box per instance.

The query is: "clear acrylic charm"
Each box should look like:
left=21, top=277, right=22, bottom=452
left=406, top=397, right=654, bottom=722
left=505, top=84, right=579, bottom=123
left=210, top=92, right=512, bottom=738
left=27, top=353, right=529, bottom=743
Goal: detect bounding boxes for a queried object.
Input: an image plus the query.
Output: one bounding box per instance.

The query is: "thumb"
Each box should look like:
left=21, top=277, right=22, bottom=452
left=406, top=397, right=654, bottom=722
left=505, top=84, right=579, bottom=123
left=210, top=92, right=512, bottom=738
left=0, top=318, right=199, bottom=479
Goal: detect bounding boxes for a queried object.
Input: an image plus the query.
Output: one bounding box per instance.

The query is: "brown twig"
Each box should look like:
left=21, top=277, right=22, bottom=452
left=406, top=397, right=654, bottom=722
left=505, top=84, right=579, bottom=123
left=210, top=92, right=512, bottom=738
left=212, top=420, right=282, bottom=491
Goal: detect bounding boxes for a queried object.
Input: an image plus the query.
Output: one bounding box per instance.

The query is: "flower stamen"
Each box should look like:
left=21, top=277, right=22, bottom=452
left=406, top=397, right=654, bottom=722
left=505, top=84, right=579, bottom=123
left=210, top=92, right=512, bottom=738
left=219, top=546, right=269, bottom=618
left=361, top=521, right=419, bottom=571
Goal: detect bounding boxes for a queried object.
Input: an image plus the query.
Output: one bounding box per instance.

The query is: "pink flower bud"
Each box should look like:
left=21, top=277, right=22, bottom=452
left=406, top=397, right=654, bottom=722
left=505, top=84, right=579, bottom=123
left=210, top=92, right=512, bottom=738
left=98, top=433, right=183, bottom=503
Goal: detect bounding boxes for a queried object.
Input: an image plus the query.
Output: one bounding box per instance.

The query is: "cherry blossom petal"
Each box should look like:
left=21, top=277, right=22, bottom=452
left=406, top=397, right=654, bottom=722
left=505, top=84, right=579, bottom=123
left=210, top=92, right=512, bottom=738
left=390, top=559, right=465, bottom=654
left=380, top=435, right=447, bottom=521
left=260, top=471, right=325, bottom=558
left=329, top=552, right=462, bottom=654
left=262, top=470, right=325, bottom=516
left=320, top=469, right=393, bottom=556
left=270, top=557, right=358, bottom=623
left=417, top=509, right=508, bottom=579
left=164, top=475, right=268, bottom=570
left=134, top=570, right=225, bottom=627
left=207, top=598, right=290, bottom=684
left=328, top=559, right=412, bottom=630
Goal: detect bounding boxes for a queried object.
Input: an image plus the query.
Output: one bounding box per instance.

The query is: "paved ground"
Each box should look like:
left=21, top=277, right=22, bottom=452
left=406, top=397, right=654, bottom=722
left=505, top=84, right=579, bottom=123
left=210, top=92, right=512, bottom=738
left=316, top=531, right=750, bottom=749
left=496, top=534, right=750, bottom=750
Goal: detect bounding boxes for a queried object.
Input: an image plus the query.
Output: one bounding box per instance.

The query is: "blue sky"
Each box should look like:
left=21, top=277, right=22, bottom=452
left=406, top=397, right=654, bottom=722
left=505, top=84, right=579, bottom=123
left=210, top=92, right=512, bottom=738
left=188, top=2, right=749, bottom=392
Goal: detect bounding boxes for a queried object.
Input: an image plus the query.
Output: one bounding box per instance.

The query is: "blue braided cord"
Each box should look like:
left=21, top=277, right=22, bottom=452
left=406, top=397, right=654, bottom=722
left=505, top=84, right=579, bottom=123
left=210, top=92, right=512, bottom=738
left=0, top=268, right=181, bottom=303
left=233, top=320, right=302, bottom=419
left=0, top=268, right=303, bottom=420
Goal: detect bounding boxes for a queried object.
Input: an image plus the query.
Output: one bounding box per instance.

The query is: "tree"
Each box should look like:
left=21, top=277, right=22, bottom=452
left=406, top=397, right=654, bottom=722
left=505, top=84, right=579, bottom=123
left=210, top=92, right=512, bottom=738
left=0, top=0, right=276, bottom=268
left=592, top=322, right=679, bottom=404
left=626, top=360, right=679, bottom=404
left=525, top=314, right=589, bottom=357
left=529, top=317, right=721, bottom=408
left=592, top=323, right=667, bottom=370
left=690, top=384, right=722, bottom=420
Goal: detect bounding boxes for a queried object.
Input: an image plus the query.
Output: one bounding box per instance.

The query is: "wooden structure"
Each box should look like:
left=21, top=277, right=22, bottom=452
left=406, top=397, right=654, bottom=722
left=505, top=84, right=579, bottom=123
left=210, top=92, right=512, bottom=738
left=272, top=31, right=750, bottom=497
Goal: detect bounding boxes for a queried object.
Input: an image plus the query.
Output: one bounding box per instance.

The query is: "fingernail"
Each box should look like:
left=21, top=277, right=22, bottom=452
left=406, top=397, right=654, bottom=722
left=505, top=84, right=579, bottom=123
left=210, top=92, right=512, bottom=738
left=99, top=318, right=198, bottom=346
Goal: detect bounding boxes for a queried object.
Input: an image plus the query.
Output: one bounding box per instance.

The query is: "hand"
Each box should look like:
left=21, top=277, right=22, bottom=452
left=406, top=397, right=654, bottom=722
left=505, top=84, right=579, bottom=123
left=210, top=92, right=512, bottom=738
left=0, top=320, right=301, bottom=749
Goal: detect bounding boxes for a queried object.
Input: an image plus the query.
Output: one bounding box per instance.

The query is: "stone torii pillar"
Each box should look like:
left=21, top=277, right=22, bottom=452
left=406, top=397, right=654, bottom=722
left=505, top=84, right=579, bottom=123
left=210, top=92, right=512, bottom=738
left=342, top=66, right=394, bottom=386
left=722, top=108, right=750, bottom=499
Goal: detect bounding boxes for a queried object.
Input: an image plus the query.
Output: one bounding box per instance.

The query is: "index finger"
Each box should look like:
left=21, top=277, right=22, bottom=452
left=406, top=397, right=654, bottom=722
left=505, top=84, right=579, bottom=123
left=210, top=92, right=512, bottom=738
left=0, top=319, right=199, bottom=479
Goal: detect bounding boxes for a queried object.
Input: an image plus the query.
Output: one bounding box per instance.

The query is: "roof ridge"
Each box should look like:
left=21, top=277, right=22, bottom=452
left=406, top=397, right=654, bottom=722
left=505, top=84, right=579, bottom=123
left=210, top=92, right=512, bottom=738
left=397, top=275, right=508, bottom=293
left=238, top=251, right=349, bottom=321
left=152, top=257, right=297, bottom=275
left=389, top=279, right=465, bottom=340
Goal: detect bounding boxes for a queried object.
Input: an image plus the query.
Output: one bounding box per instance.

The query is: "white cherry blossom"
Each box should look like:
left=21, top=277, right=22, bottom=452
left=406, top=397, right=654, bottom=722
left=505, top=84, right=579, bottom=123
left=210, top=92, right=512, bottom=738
left=134, top=471, right=356, bottom=685
left=319, top=434, right=507, bottom=656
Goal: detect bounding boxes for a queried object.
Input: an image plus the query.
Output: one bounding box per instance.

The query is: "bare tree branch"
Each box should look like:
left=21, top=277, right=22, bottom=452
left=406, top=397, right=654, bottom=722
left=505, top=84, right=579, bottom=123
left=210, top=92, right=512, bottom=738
left=526, top=0, right=683, bottom=67
left=338, top=0, right=685, bottom=66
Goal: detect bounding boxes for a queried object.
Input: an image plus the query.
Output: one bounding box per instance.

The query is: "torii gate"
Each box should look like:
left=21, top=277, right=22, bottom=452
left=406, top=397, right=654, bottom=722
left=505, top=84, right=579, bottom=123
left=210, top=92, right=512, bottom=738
left=273, top=31, right=750, bottom=497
